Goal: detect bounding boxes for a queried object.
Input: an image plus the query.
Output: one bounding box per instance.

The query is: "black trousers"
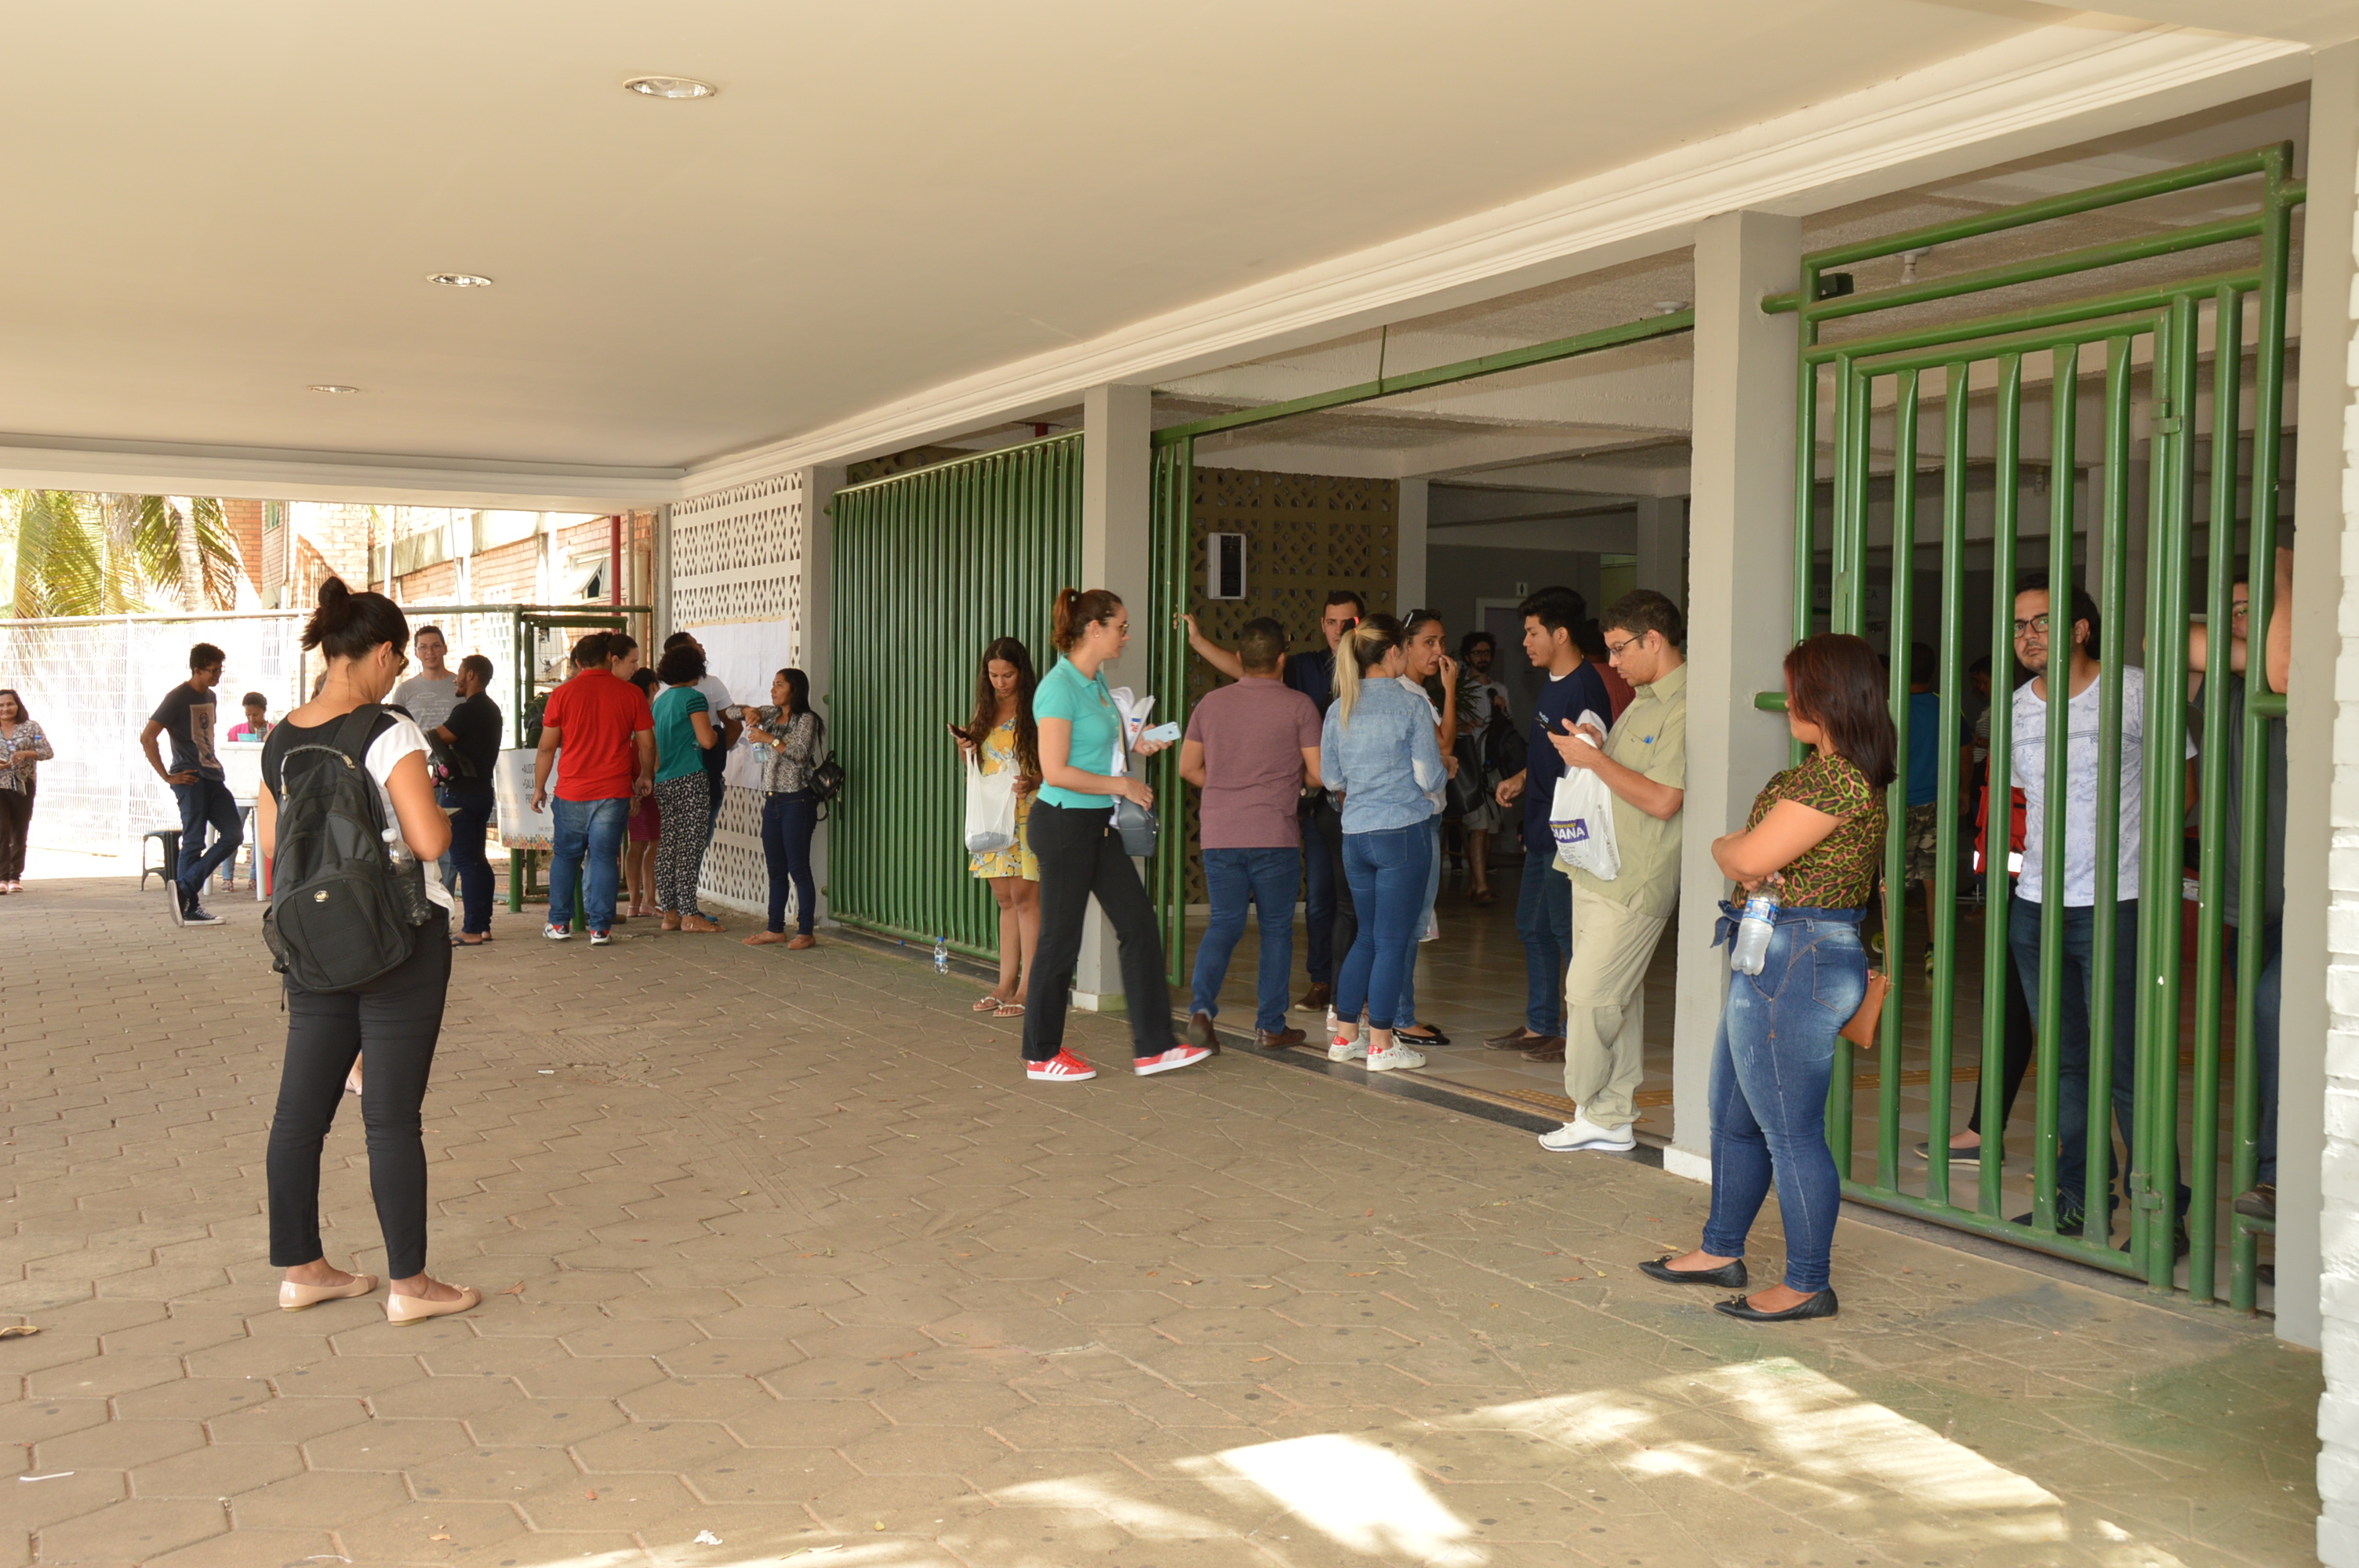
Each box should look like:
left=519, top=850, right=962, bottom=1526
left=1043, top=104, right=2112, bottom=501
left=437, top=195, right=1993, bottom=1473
left=1022, top=800, right=1174, bottom=1063
left=1966, top=872, right=2037, bottom=1137
left=0, top=782, right=30, bottom=880
left=267, top=909, right=452, bottom=1279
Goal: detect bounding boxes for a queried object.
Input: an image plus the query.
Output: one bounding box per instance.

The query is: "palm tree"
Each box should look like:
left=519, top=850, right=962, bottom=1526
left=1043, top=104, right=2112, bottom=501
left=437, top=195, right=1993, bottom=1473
left=0, top=490, right=242, bottom=619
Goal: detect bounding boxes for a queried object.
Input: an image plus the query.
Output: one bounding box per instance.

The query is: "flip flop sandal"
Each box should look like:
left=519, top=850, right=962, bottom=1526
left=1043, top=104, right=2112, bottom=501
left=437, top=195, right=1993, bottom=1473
left=974, top=995, right=1007, bottom=1012
left=995, top=1002, right=1027, bottom=1018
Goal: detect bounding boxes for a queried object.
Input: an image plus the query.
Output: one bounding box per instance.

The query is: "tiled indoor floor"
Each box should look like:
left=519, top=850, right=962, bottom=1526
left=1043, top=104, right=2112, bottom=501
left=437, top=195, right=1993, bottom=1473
left=0, top=870, right=2318, bottom=1566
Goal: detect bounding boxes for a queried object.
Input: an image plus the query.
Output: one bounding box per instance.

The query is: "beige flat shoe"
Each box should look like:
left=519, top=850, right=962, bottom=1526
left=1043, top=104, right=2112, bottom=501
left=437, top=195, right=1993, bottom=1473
left=280, top=1272, right=379, bottom=1311
left=387, top=1285, right=481, bottom=1327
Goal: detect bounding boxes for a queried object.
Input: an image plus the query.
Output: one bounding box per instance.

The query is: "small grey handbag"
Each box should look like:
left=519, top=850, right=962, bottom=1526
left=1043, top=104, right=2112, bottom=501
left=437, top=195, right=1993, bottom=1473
left=1113, top=728, right=1159, bottom=858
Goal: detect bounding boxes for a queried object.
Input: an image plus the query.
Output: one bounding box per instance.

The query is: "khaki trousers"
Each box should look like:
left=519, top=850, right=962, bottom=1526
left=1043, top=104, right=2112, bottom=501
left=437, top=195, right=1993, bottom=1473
left=1561, top=883, right=1670, bottom=1130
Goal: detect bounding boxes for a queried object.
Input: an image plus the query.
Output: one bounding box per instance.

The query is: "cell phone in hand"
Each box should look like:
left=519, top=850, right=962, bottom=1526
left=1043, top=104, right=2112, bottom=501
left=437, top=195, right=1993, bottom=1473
left=1140, top=721, right=1182, bottom=745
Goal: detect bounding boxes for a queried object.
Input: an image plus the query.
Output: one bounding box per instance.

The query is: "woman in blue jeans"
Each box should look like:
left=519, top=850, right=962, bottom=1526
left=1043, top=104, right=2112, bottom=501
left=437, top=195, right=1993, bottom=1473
left=742, top=669, right=826, bottom=950
left=1320, top=615, right=1447, bottom=1073
left=1644, top=633, right=1893, bottom=1323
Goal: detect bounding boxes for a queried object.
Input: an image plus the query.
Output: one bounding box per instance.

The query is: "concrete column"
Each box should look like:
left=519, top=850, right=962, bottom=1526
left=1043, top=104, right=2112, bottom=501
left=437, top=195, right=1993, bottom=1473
left=1669, top=210, right=1801, bottom=1178
left=1398, top=477, right=1430, bottom=612
left=1633, top=494, right=1686, bottom=610
left=2303, top=46, right=2359, bottom=1563
left=796, top=467, right=845, bottom=927
left=1074, top=383, right=1155, bottom=1010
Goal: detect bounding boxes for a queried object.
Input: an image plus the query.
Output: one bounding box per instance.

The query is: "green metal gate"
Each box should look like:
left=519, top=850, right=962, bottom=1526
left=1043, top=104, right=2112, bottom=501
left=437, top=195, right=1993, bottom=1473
left=829, top=433, right=1083, bottom=956
left=1768, top=145, right=2298, bottom=1305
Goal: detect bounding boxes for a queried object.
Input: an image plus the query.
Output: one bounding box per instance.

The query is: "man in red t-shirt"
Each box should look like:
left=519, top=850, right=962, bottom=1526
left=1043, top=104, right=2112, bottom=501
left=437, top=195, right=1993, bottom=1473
left=531, top=633, right=655, bottom=943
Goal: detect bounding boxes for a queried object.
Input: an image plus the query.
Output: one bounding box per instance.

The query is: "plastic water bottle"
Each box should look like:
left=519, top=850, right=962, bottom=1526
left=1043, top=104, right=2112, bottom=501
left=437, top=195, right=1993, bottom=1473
left=932, top=935, right=949, bottom=976
left=1729, top=885, right=1779, bottom=975
left=382, top=826, right=414, bottom=869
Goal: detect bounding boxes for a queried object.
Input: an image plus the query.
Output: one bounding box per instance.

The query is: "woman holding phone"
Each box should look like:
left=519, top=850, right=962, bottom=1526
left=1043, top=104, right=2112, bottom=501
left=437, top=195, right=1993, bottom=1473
left=951, top=637, right=1042, bottom=1016
left=1640, top=633, right=1891, bottom=1323
left=1021, top=588, right=1209, bottom=1084
left=1390, top=609, right=1459, bottom=1048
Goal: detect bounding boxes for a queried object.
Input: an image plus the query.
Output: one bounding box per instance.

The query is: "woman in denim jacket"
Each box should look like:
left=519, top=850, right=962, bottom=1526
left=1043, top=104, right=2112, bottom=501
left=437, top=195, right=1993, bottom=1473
left=1319, top=615, right=1448, bottom=1073
left=1642, top=633, right=1893, bottom=1323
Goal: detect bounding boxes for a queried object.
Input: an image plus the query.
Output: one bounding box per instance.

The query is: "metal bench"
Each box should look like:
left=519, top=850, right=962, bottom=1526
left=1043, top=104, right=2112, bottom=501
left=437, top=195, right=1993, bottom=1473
left=139, top=827, right=182, bottom=893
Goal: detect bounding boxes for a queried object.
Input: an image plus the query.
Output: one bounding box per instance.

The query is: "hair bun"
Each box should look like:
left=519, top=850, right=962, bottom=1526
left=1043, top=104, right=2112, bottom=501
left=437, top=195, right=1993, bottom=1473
left=316, top=576, right=351, bottom=610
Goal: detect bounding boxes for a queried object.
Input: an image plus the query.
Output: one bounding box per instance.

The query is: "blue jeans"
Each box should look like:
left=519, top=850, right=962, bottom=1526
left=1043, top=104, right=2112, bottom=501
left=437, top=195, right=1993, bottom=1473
left=439, top=789, right=494, bottom=936
left=1336, top=825, right=1433, bottom=1033
left=1393, top=816, right=1442, bottom=1025
left=1192, top=847, right=1302, bottom=1033
left=1702, top=910, right=1866, bottom=1294
left=2229, top=921, right=2283, bottom=1186
left=762, top=791, right=818, bottom=935
left=2005, top=897, right=2187, bottom=1224
left=172, top=777, right=242, bottom=906
left=547, top=796, right=629, bottom=934
left=1516, top=845, right=1572, bottom=1034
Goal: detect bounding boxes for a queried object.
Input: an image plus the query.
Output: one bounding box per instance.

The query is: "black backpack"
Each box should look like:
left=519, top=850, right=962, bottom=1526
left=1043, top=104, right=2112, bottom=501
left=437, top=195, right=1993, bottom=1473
left=261, top=707, right=433, bottom=993
left=805, top=715, right=845, bottom=819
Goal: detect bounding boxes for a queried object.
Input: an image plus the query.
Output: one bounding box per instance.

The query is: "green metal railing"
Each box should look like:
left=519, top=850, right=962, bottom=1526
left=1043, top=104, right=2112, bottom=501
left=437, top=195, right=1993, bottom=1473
left=828, top=434, right=1083, bottom=958
left=1787, top=143, right=2295, bottom=1306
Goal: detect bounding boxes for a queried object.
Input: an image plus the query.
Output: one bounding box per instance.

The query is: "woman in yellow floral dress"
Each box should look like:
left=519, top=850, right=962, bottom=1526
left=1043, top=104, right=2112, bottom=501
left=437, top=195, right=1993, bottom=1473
left=952, top=637, right=1041, bottom=1016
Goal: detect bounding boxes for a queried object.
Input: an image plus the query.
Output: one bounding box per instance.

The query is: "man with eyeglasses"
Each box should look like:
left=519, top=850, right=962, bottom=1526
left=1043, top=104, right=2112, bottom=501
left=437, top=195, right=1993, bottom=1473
left=2005, top=574, right=2192, bottom=1247
left=2185, top=546, right=2293, bottom=1228
left=1529, top=590, right=1687, bottom=1152
left=140, top=642, right=240, bottom=926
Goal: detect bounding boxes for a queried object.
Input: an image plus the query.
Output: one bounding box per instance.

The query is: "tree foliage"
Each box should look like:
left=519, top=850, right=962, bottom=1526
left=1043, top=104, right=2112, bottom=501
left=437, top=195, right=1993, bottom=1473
left=0, top=491, right=242, bottom=619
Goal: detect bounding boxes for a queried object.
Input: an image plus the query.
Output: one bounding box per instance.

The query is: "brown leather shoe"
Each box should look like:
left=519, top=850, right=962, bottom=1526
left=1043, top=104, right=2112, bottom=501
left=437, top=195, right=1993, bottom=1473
left=1187, top=1011, right=1222, bottom=1054
left=1254, top=1026, right=1307, bottom=1051
left=1296, top=982, right=1332, bottom=1014
left=1518, top=1035, right=1565, bottom=1063
left=1485, top=1027, right=1539, bottom=1051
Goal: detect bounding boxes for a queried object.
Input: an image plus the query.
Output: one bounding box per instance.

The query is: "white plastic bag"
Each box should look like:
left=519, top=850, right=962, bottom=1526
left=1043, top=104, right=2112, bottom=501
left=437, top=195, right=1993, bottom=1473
left=1548, top=709, right=1619, bottom=880
left=963, top=760, right=1019, bottom=855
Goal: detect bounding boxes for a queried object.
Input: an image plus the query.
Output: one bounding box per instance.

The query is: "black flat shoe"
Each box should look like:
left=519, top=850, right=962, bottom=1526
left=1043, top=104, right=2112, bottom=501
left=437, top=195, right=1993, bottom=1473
left=1713, top=1288, right=1838, bottom=1323
left=1396, top=1025, right=1451, bottom=1047
left=1638, top=1255, right=1747, bottom=1289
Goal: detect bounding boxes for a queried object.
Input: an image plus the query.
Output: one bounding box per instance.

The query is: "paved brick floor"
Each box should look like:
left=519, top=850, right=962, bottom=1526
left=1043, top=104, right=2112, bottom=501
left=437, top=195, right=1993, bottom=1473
left=0, top=875, right=2323, bottom=1566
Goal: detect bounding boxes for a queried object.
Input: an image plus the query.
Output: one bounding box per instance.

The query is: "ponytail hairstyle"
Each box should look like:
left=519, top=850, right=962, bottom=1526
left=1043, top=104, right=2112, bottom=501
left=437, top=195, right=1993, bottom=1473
left=1052, top=588, right=1123, bottom=654
left=1331, top=612, right=1404, bottom=732
left=965, top=637, right=1040, bottom=778
left=300, top=576, right=409, bottom=664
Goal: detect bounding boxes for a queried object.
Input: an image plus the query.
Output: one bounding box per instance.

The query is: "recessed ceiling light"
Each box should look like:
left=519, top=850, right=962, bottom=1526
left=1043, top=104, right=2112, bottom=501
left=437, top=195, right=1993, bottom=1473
left=308, top=384, right=359, bottom=394
left=623, top=74, right=716, bottom=99
left=427, top=272, right=493, bottom=288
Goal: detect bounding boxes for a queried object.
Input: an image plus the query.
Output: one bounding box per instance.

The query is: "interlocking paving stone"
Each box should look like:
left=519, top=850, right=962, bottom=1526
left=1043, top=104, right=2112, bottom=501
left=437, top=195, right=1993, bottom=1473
left=0, top=874, right=2325, bottom=1565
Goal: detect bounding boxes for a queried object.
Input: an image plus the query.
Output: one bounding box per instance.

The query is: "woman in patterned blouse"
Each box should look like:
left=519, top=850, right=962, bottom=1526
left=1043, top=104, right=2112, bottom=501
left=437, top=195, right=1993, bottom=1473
left=1641, top=633, right=1894, bottom=1323
left=741, top=669, right=827, bottom=950
left=0, top=688, right=53, bottom=894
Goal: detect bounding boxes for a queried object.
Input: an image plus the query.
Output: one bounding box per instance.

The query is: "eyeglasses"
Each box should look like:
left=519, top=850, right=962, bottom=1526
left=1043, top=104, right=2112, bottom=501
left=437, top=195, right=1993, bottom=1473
left=1604, top=635, right=1641, bottom=659
left=2010, top=614, right=2051, bottom=637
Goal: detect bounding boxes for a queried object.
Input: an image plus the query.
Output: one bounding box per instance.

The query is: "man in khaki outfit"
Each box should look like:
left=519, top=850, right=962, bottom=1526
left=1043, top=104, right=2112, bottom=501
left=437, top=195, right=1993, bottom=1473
left=1532, top=590, right=1687, bottom=1153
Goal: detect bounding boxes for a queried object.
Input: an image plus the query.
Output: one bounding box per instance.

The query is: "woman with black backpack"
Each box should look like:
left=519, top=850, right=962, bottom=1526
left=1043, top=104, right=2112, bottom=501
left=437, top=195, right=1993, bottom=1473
left=256, top=578, right=478, bottom=1327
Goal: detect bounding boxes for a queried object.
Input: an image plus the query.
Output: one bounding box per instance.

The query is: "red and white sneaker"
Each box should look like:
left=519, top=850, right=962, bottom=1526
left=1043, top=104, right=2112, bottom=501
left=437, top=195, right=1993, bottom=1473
left=1027, top=1051, right=1097, bottom=1083
left=1133, top=1044, right=1211, bottom=1077
left=1327, top=1033, right=1367, bottom=1062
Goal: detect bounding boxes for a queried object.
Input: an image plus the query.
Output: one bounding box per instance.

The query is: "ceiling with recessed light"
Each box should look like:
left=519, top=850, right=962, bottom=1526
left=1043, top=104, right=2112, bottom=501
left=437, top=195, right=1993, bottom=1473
left=0, top=2, right=2347, bottom=495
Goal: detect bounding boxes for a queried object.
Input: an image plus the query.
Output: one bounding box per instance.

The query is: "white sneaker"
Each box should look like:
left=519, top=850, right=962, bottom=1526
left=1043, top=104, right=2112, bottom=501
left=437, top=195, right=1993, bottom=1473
left=1539, top=1116, right=1635, bottom=1153
left=588, top=928, right=612, bottom=946
left=1366, top=1042, right=1427, bottom=1072
left=1325, top=1005, right=1338, bottom=1036
left=1327, top=1034, right=1366, bottom=1062
left=544, top=924, right=571, bottom=941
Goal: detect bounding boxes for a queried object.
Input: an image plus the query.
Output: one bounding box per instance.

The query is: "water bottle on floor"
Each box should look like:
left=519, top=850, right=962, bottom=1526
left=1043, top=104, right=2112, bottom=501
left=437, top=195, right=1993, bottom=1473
left=933, top=935, right=949, bottom=975
left=1729, top=884, right=1779, bottom=975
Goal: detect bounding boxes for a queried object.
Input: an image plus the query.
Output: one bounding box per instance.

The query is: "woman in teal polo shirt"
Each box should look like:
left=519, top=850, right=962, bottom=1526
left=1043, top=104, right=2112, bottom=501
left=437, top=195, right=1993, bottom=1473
left=1022, top=587, right=1211, bottom=1085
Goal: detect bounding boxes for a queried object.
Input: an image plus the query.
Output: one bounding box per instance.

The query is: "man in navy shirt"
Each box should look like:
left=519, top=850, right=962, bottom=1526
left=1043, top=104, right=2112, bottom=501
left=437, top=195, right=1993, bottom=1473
left=1486, top=587, right=1610, bottom=1054
left=1186, top=589, right=1364, bottom=1011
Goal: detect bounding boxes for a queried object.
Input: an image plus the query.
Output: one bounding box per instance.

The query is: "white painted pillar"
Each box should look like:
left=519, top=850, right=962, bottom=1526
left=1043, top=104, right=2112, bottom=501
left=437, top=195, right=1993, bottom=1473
left=797, top=466, right=845, bottom=927
left=1632, top=494, right=1686, bottom=611
left=1398, top=477, right=1430, bottom=612
left=1074, top=383, right=1155, bottom=1010
left=1670, top=211, right=1801, bottom=1178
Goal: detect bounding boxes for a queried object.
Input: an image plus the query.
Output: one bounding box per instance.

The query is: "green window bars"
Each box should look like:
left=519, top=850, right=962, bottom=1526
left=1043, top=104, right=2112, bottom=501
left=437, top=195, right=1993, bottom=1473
left=1766, top=143, right=2296, bottom=1308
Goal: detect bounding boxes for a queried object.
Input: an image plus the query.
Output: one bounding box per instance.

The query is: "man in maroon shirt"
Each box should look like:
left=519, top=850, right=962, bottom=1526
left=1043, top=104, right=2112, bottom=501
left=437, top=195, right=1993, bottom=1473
left=1180, top=618, right=1324, bottom=1052
left=530, top=633, right=654, bottom=944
